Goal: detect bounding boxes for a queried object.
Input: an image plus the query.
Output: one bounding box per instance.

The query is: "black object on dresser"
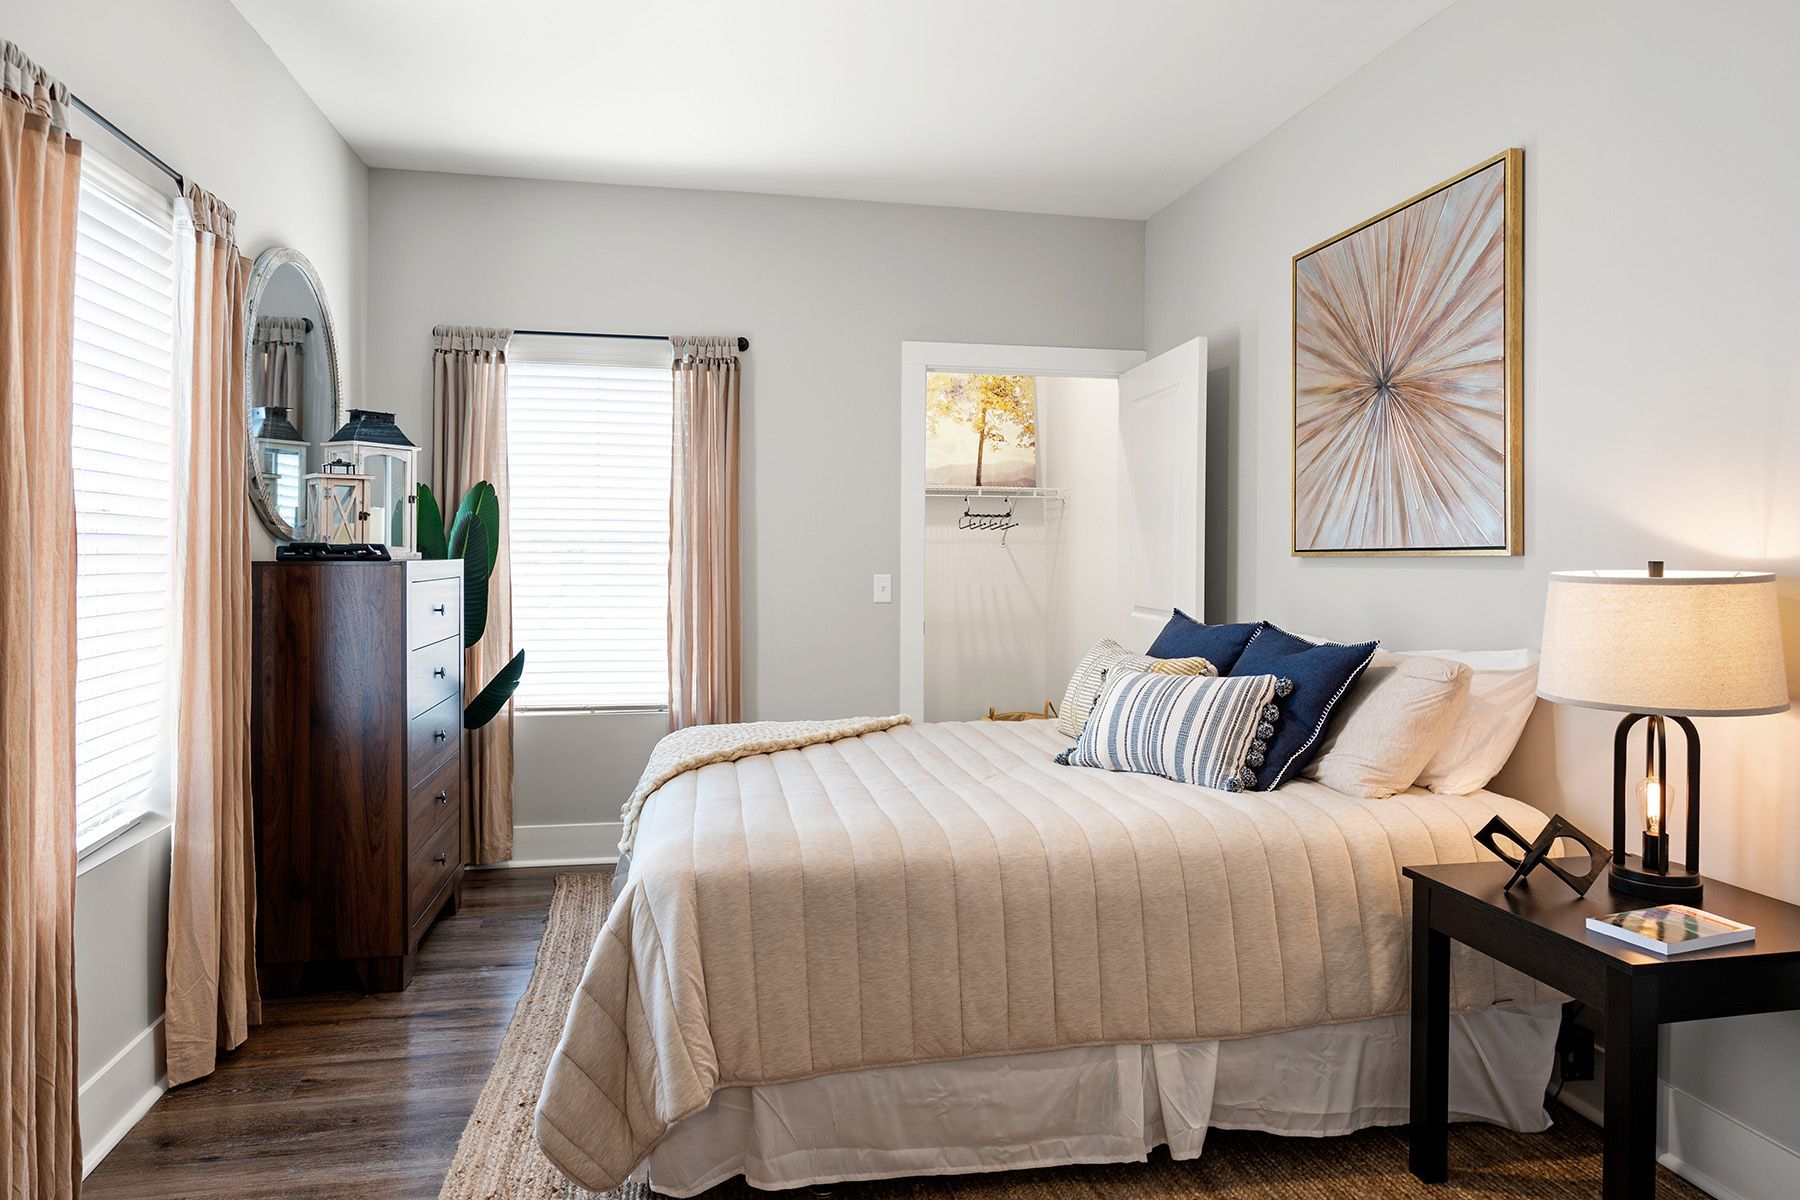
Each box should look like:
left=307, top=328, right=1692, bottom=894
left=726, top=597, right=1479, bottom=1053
left=1407, top=859, right=1800, bottom=1199
left=252, top=559, right=467, bottom=993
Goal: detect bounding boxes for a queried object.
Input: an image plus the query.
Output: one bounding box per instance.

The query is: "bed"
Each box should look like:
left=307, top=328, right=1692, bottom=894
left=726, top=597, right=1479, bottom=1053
left=535, top=717, right=1560, bottom=1194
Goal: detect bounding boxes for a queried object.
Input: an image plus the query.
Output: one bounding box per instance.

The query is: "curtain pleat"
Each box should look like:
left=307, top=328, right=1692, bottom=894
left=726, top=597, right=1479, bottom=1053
left=432, top=325, right=516, bottom=864
left=0, top=40, right=83, bottom=1200
left=668, top=336, right=742, bottom=729
left=164, top=186, right=257, bottom=1088
left=253, top=316, right=307, bottom=428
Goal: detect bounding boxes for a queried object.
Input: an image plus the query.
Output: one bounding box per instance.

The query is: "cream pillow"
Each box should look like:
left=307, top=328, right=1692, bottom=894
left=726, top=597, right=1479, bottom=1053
left=1303, top=652, right=1472, bottom=798
left=1405, top=648, right=1540, bottom=795
left=1057, top=639, right=1214, bottom=738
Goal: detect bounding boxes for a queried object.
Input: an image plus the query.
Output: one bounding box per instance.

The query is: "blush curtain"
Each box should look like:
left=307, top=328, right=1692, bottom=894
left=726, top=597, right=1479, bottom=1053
left=668, top=336, right=742, bottom=728
left=164, top=186, right=259, bottom=1088
left=0, top=41, right=83, bottom=1199
left=432, top=326, right=516, bottom=864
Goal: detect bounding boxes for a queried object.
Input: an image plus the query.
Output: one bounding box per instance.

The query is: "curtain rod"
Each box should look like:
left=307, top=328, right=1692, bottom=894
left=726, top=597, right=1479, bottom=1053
left=514, top=329, right=749, bottom=353
left=67, top=93, right=184, bottom=192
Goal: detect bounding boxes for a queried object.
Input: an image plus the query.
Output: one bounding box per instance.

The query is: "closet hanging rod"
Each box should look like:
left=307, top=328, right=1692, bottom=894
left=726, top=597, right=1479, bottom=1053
left=67, top=93, right=185, bottom=192
left=513, top=328, right=749, bottom=352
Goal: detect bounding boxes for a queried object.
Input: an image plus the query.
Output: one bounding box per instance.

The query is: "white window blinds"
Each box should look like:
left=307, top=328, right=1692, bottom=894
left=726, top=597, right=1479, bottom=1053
left=506, top=337, right=673, bottom=710
left=71, top=152, right=179, bottom=850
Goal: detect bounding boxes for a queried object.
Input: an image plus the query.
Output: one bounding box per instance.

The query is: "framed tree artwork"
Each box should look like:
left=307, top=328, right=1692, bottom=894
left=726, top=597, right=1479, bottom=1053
left=924, top=372, right=1038, bottom=488
left=1292, top=148, right=1523, bottom=556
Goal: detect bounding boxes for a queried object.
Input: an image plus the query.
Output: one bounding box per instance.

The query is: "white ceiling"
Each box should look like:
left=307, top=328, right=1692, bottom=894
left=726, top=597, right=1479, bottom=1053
left=229, top=0, right=1454, bottom=220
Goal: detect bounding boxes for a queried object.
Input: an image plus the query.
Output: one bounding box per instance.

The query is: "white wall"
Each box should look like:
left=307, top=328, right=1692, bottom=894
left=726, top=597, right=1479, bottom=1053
left=368, top=171, right=1143, bottom=835
left=925, top=495, right=1054, bottom=721
left=1144, top=0, right=1800, bottom=1189
left=1041, top=377, right=1122, bottom=686
left=5, top=0, right=370, bottom=1169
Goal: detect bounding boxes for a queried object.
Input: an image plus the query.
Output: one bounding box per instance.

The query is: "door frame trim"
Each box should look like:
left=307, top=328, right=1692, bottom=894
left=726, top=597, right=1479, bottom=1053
left=898, top=341, right=1147, bottom=720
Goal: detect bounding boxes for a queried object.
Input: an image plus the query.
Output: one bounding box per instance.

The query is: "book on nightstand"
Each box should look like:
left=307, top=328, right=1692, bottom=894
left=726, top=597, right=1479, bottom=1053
left=1586, top=905, right=1756, bottom=955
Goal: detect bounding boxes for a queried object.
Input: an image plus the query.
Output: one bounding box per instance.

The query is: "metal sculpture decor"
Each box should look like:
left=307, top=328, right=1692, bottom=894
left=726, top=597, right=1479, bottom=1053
left=1476, top=813, right=1610, bottom=898
left=1292, top=149, right=1523, bottom=557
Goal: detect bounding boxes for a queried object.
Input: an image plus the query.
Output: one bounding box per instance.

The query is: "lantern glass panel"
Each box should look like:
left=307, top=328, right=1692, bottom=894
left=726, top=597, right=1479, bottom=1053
left=363, top=452, right=408, bottom=546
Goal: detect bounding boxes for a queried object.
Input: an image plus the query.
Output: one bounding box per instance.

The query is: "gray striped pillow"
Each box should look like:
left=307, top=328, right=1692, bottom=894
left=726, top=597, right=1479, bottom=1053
left=1056, top=669, right=1284, bottom=792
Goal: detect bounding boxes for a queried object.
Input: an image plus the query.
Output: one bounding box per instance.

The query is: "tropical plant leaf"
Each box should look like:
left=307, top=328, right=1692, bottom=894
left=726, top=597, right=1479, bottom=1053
left=450, top=490, right=476, bottom=549
left=450, top=483, right=501, bottom=575
left=458, top=517, right=491, bottom=648
left=415, top=484, right=447, bottom=560
left=469, top=481, right=500, bottom=576
left=448, top=507, right=472, bottom=559
left=464, top=649, right=525, bottom=730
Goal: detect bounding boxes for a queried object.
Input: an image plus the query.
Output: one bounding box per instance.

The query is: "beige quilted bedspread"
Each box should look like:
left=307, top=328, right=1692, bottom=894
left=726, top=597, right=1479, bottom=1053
left=617, top=713, right=912, bottom=855
left=535, top=719, right=1552, bottom=1191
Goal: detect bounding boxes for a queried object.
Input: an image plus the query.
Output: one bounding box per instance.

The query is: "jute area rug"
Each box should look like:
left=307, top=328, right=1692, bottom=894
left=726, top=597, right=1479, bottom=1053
left=439, top=873, right=1708, bottom=1200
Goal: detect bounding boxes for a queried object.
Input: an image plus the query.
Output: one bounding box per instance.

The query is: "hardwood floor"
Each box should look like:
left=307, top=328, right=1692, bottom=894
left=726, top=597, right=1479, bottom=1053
left=85, top=866, right=600, bottom=1200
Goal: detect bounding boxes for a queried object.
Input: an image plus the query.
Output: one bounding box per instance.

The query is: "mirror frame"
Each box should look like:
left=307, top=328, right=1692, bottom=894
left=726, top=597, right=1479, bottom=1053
left=243, top=247, right=344, bottom=541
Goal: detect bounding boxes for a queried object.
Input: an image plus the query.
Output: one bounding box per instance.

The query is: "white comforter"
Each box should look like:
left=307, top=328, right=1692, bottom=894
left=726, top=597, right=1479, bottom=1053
left=536, top=719, right=1552, bottom=1191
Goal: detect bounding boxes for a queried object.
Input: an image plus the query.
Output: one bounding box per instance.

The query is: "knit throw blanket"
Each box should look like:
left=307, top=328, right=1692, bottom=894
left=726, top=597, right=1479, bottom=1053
left=617, top=715, right=914, bottom=854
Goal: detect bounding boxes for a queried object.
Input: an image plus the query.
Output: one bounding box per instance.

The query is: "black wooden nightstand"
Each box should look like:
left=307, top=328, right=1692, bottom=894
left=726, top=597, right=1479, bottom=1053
left=1405, top=860, right=1800, bottom=1199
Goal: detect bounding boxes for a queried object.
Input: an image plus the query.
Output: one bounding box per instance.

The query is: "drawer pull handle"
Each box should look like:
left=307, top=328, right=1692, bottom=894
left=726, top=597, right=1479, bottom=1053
left=434, top=852, right=448, bottom=865
left=433, top=729, right=447, bottom=742
left=433, top=667, right=447, bottom=679
left=431, top=604, right=446, bottom=615
left=436, top=791, right=449, bottom=805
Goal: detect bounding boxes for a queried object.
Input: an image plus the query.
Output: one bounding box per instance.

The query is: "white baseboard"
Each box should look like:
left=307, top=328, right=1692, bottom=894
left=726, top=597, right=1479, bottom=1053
left=1563, top=1046, right=1798, bottom=1200
left=79, top=1016, right=166, bottom=1178
left=479, top=821, right=621, bottom=869
left=1659, top=1078, right=1798, bottom=1200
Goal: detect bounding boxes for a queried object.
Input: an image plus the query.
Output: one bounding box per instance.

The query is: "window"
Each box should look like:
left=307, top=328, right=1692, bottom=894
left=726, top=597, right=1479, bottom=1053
left=506, top=337, right=673, bottom=709
left=71, top=152, right=180, bottom=850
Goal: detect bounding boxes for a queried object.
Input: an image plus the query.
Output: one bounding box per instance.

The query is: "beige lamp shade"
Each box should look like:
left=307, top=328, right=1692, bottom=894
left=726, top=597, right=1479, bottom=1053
left=1538, top=568, right=1790, bottom=717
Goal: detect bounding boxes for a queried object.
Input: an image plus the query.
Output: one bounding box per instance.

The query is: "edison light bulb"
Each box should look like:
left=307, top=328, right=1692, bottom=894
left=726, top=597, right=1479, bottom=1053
left=1637, top=774, right=1664, bottom=837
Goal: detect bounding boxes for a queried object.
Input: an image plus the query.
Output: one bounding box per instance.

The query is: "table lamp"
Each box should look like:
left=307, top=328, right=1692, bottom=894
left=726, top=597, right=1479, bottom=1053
left=1538, top=561, right=1789, bottom=903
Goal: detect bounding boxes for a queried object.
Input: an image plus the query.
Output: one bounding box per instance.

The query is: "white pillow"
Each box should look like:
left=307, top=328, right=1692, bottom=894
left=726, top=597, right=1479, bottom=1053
left=1303, top=652, right=1472, bottom=799
left=1402, top=648, right=1540, bottom=795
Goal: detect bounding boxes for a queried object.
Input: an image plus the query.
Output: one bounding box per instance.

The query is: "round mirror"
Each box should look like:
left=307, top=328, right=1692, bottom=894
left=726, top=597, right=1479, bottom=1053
left=244, top=248, right=343, bottom=540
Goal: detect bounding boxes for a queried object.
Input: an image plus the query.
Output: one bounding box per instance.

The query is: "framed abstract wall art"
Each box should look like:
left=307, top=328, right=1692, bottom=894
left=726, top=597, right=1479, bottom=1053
left=1292, top=148, right=1523, bottom=556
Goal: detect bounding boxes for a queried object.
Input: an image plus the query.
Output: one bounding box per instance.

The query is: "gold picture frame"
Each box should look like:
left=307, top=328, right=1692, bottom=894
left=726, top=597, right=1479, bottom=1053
left=1291, top=148, right=1523, bottom=557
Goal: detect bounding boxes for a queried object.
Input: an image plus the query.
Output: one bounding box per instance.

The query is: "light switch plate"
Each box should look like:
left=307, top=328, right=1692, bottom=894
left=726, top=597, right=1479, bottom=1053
left=873, top=573, right=892, bottom=603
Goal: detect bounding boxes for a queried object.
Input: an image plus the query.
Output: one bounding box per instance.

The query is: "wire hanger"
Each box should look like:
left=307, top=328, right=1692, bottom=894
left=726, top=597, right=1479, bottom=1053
left=959, top=498, right=1018, bottom=545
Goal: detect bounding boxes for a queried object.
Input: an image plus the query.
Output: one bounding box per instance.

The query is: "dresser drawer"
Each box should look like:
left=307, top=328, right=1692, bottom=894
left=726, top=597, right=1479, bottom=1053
left=408, top=813, right=460, bottom=925
left=409, top=755, right=461, bottom=854
left=407, top=636, right=463, bottom=718
left=408, top=693, right=460, bottom=781
left=407, top=576, right=461, bottom=650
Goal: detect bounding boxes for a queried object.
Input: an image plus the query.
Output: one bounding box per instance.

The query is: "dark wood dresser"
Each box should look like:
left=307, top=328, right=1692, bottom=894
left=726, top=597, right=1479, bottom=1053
left=251, top=558, right=466, bottom=993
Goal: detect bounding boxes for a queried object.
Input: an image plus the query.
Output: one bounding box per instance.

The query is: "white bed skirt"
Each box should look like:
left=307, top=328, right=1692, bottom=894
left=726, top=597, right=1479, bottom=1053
left=638, top=1002, right=1562, bottom=1197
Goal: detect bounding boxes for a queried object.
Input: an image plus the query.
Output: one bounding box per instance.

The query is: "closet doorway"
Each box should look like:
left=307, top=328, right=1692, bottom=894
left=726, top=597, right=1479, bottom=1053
left=898, top=340, right=1207, bottom=721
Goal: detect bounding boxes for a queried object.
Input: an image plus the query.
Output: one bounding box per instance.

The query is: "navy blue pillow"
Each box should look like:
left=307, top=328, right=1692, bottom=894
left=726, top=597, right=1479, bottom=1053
left=1230, top=624, right=1378, bottom=790
left=1145, top=610, right=1263, bottom=673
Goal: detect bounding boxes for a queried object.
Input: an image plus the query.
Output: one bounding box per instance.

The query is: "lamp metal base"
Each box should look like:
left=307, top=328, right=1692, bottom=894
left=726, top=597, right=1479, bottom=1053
left=1608, top=856, right=1704, bottom=904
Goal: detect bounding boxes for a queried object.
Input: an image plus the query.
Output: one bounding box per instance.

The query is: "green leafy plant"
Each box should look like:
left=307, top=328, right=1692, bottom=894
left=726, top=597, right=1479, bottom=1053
left=417, top=480, right=525, bottom=730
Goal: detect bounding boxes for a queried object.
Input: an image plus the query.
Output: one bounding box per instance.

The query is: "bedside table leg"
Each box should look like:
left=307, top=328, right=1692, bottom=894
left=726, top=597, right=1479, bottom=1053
left=1409, top=889, right=1451, bottom=1183
left=1603, top=973, right=1660, bottom=1200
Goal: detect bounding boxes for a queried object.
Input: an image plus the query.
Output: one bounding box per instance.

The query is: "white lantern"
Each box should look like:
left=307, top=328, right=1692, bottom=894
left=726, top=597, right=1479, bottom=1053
left=327, top=410, right=422, bottom=557
left=304, top=458, right=370, bottom=544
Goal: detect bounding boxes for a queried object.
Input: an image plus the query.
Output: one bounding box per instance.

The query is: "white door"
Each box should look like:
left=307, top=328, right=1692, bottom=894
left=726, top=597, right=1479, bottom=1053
left=1117, top=337, right=1206, bottom=649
